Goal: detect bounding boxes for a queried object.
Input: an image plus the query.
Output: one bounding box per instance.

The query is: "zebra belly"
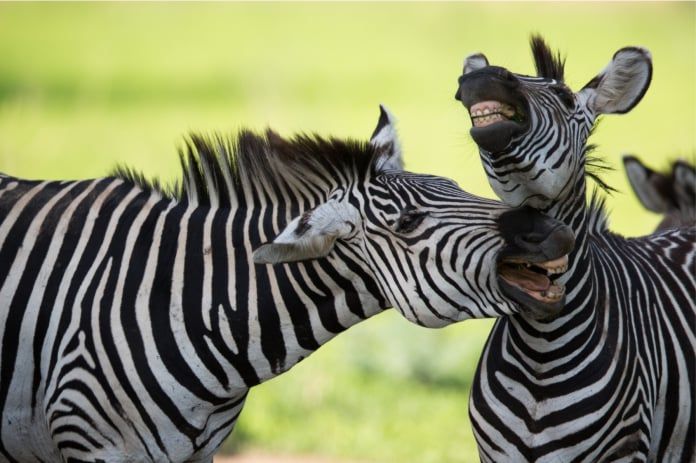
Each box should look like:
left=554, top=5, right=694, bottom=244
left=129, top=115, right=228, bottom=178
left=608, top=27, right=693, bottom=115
left=1, top=372, right=246, bottom=462
left=39, top=362, right=247, bottom=462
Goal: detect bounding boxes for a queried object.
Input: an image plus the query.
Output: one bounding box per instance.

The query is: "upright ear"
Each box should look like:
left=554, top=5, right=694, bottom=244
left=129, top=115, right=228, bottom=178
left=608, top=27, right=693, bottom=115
left=253, top=199, right=359, bottom=264
left=623, top=155, right=671, bottom=213
left=463, top=53, right=489, bottom=74
left=370, top=104, right=403, bottom=171
left=582, top=47, right=652, bottom=115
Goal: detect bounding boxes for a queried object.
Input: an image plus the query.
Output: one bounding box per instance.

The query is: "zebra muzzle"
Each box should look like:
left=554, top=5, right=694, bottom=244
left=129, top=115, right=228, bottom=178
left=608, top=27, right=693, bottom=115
left=456, top=69, right=529, bottom=153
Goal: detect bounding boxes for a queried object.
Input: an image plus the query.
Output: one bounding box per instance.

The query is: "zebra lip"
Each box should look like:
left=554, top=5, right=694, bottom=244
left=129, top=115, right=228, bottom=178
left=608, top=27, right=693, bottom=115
left=470, top=121, right=522, bottom=153
left=468, top=105, right=527, bottom=153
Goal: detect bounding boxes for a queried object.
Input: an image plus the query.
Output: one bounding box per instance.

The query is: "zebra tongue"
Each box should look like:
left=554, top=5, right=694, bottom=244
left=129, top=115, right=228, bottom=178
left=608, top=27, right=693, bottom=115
left=499, top=266, right=551, bottom=292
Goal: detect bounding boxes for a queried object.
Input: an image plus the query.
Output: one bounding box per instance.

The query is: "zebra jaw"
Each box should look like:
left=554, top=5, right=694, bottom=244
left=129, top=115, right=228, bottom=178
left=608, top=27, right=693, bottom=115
left=497, top=254, right=569, bottom=315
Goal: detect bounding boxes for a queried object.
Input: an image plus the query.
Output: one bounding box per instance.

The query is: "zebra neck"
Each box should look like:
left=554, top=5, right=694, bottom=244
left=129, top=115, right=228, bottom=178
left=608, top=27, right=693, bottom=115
left=159, top=202, right=386, bottom=391
left=510, top=174, right=604, bottom=354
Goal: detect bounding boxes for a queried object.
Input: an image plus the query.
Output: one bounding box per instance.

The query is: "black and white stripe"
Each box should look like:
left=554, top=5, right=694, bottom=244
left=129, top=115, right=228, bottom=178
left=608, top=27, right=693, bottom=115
left=0, top=107, right=555, bottom=462
left=457, top=37, right=695, bottom=462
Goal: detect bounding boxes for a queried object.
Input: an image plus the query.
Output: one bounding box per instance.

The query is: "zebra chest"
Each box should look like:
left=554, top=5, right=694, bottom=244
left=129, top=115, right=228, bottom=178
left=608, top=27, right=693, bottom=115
left=479, top=380, right=651, bottom=462
left=472, top=327, right=656, bottom=462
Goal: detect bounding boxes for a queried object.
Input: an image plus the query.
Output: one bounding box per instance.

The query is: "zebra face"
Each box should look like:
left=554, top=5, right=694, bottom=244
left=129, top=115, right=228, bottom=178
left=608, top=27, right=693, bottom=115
left=455, top=36, right=652, bottom=209
left=359, top=171, right=515, bottom=326
left=358, top=177, right=576, bottom=325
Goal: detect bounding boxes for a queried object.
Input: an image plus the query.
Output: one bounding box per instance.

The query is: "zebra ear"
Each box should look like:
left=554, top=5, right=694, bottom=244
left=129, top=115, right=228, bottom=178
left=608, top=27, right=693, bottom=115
left=623, top=155, right=671, bottom=213
left=582, top=47, right=652, bottom=115
left=370, top=104, right=403, bottom=171
left=672, top=160, right=696, bottom=208
left=253, top=200, right=359, bottom=264
left=463, top=53, right=489, bottom=74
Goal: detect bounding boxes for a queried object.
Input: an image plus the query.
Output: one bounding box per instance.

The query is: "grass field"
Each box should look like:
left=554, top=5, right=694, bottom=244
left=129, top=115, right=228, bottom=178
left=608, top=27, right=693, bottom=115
left=1, top=3, right=694, bottom=462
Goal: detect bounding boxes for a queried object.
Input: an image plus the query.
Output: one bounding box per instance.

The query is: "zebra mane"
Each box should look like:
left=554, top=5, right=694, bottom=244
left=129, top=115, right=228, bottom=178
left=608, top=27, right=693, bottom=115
left=112, top=129, right=383, bottom=207
left=585, top=143, right=617, bottom=194
left=530, top=35, right=565, bottom=81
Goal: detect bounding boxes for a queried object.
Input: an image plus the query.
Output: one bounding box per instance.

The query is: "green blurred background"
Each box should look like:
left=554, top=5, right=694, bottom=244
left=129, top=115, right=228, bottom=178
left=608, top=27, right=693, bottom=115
left=1, top=3, right=694, bottom=462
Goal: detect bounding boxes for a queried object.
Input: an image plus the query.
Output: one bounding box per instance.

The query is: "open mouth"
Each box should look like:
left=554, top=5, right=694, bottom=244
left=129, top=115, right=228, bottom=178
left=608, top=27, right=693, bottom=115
left=498, top=254, right=567, bottom=302
left=494, top=206, right=575, bottom=319
left=469, top=100, right=524, bottom=128
left=464, top=98, right=529, bottom=153
left=456, top=74, right=529, bottom=153
left=496, top=253, right=569, bottom=319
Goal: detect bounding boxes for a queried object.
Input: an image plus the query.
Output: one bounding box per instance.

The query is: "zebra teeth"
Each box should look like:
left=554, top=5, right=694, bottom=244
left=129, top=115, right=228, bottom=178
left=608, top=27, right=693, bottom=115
left=539, top=283, right=565, bottom=301
left=536, top=255, right=569, bottom=275
left=469, top=100, right=516, bottom=128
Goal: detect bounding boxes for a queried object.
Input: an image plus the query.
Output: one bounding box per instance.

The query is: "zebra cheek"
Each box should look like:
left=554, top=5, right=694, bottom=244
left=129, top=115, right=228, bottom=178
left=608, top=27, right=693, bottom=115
left=490, top=180, right=534, bottom=209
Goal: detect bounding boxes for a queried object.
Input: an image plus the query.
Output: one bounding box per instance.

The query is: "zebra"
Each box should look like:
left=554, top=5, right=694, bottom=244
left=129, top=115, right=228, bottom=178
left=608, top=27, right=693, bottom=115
left=455, top=37, right=695, bottom=462
left=0, top=106, right=575, bottom=462
left=623, top=155, right=696, bottom=231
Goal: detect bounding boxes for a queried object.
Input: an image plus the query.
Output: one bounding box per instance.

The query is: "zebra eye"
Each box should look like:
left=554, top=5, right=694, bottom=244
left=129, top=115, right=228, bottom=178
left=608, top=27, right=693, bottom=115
left=395, top=209, right=428, bottom=233
left=549, top=85, right=575, bottom=109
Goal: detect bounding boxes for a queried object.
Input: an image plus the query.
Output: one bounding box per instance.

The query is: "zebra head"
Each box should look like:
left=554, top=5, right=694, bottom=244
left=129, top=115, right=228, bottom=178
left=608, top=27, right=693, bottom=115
left=623, top=155, right=696, bottom=231
left=455, top=35, right=652, bottom=209
left=254, top=106, right=575, bottom=325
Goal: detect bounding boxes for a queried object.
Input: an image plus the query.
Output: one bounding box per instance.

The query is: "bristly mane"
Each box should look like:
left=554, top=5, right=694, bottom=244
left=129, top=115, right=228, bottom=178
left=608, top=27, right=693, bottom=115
left=112, top=130, right=382, bottom=208
left=585, top=144, right=616, bottom=194
left=530, top=35, right=565, bottom=81
left=579, top=119, right=615, bottom=195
